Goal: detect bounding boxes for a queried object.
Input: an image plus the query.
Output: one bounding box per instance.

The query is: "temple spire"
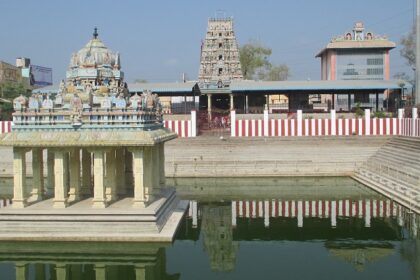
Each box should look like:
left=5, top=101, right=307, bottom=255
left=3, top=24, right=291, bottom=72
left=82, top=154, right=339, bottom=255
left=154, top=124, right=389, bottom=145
left=93, top=27, right=98, bottom=39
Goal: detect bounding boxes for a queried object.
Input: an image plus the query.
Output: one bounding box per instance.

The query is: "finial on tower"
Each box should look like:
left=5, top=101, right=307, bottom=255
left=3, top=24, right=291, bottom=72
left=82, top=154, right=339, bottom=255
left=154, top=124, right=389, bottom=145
left=93, top=27, right=98, bottom=39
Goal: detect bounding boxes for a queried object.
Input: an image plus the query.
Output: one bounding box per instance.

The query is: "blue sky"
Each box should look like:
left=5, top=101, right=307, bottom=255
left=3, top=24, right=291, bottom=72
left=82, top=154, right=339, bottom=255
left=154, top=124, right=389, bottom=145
left=0, top=0, right=415, bottom=83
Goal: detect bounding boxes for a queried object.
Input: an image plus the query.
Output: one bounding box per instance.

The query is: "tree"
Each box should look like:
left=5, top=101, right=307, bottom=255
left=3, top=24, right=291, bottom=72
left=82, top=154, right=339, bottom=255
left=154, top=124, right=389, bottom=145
left=239, top=42, right=272, bottom=79
left=263, top=64, right=290, bottom=81
left=393, top=72, right=411, bottom=82
left=0, top=81, right=28, bottom=120
left=239, top=41, right=290, bottom=81
left=400, top=25, right=415, bottom=68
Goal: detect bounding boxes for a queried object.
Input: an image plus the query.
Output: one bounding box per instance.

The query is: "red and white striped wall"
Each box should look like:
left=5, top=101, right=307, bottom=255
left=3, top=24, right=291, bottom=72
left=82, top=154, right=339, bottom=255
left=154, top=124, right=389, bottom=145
left=231, top=199, right=403, bottom=228
left=0, top=121, right=12, bottom=134
left=230, top=109, right=411, bottom=138
left=187, top=199, right=404, bottom=229
left=232, top=118, right=400, bottom=137
left=163, top=120, right=192, bottom=137
left=401, top=118, right=420, bottom=137
left=162, top=110, right=197, bottom=138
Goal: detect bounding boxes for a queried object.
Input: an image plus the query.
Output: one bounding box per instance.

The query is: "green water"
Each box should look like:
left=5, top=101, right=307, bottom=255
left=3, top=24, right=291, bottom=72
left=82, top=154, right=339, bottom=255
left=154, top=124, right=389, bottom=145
left=0, top=177, right=418, bottom=279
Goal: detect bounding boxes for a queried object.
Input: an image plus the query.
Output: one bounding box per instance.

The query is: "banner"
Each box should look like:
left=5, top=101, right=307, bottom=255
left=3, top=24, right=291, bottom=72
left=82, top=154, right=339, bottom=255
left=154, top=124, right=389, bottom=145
left=30, top=65, right=52, bottom=86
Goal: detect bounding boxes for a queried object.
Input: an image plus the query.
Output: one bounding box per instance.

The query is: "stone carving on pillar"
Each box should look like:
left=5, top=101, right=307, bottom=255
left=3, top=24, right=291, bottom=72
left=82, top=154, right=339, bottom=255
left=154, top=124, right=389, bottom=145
left=53, top=149, right=70, bottom=208
left=29, top=148, right=44, bottom=203
left=152, top=145, right=160, bottom=189
left=68, top=148, right=81, bottom=203
left=81, top=149, right=92, bottom=197
left=115, top=148, right=126, bottom=196
left=47, top=150, right=55, bottom=196
left=128, top=147, right=154, bottom=207
left=91, top=149, right=107, bottom=208
left=105, top=149, right=117, bottom=202
left=12, top=147, right=29, bottom=208
left=159, top=143, right=166, bottom=187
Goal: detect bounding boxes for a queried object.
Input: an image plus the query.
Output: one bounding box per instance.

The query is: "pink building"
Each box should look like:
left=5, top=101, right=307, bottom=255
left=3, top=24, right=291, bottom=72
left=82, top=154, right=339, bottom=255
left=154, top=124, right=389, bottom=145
left=317, top=22, right=395, bottom=81
left=316, top=22, right=396, bottom=111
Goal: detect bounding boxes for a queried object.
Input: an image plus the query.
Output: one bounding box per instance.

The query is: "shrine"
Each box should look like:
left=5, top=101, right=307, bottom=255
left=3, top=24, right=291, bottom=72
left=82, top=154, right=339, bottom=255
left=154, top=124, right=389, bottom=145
left=0, top=29, right=187, bottom=241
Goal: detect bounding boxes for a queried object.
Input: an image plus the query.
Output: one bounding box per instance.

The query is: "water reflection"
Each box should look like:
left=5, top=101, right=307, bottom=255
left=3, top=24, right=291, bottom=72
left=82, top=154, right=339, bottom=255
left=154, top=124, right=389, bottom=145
left=0, top=242, right=179, bottom=280
left=0, top=177, right=420, bottom=279
left=171, top=177, right=420, bottom=279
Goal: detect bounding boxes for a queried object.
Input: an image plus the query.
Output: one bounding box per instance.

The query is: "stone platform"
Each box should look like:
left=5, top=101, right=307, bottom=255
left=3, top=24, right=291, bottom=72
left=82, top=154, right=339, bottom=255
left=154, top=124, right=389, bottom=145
left=0, top=188, right=188, bottom=242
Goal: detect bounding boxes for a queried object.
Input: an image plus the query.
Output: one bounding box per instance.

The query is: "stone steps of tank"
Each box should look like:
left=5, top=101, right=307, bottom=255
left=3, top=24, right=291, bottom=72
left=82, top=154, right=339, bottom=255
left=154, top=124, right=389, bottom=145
left=352, top=172, right=420, bottom=214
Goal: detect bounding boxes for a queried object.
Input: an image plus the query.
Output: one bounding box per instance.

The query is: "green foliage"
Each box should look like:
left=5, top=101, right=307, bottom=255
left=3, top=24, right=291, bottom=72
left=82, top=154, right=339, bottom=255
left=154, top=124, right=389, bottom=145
left=1, top=81, right=26, bottom=99
left=0, top=81, right=28, bottom=120
left=354, top=102, right=364, bottom=118
left=263, top=64, right=290, bottom=81
left=240, top=42, right=290, bottom=81
left=373, top=111, right=386, bottom=118
left=239, top=42, right=272, bottom=79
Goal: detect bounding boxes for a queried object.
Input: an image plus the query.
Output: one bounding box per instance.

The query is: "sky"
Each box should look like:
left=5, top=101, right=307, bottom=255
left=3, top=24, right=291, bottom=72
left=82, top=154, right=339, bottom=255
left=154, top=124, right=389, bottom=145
left=0, top=0, right=415, bottom=84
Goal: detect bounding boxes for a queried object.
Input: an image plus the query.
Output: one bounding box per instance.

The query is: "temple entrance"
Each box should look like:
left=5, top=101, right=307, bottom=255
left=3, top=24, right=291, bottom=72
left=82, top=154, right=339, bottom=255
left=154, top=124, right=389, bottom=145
left=198, top=93, right=231, bottom=135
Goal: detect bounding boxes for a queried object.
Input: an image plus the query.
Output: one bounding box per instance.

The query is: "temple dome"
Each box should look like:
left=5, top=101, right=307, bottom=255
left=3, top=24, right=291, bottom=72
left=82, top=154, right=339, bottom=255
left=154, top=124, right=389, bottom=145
left=69, top=28, right=120, bottom=69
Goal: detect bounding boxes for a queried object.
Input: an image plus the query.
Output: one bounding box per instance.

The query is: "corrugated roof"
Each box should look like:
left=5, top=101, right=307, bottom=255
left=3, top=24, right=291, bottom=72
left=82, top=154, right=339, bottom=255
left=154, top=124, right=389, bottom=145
left=33, top=79, right=409, bottom=95
left=128, top=82, right=196, bottom=93
left=230, top=80, right=408, bottom=92
left=33, top=82, right=197, bottom=95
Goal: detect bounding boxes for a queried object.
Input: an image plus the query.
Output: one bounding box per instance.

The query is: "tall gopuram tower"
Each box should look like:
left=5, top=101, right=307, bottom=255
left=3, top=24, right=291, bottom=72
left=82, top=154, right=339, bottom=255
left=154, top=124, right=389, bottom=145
left=198, top=17, right=243, bottom=85
left=198, top=17, right=243, bottom=122
left=0, top=29, right=187, bottom=242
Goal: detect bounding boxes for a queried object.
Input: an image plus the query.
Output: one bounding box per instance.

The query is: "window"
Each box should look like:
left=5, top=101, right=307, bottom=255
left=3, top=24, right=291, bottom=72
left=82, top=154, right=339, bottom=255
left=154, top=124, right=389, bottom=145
left=367, top=68, right=383, bottom=75
left=367, top=58, right=383, bottom=65
left=355, top=94, right=369, bottom=103
left=219, top=32, right=222, bottom=37
left=343, top=64, right=358, bottom=76
left=219, top=43, right=222, bottom=48
left=218, top=68, right=223, bottom=75
left=219, top=55, right=223, bottom=60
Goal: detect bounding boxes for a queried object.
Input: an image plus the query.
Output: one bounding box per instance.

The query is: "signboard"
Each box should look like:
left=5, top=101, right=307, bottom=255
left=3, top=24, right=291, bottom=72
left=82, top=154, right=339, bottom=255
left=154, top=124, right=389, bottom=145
left=30, top=65, right=52, bottom=86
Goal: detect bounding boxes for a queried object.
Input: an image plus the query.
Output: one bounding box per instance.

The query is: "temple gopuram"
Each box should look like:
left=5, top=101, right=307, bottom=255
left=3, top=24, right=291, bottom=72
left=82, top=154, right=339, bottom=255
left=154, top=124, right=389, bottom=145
left=0, top=29, right=186, bottom=242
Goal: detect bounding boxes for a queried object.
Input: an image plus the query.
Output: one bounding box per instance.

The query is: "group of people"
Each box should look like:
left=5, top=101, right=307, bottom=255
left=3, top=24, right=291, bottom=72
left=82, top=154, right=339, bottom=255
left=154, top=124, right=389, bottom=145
left=212, top=115, right=229, bottom=129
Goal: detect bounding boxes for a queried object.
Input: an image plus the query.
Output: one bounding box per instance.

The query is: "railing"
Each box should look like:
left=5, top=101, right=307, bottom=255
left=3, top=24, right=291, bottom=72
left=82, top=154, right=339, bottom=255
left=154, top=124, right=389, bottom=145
left=12, top=108, right=160, bottom=128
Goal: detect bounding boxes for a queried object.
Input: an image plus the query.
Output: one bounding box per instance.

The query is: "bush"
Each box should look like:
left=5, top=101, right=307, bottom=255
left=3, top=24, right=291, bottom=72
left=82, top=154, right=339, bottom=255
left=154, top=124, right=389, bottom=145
left=373, top=111, right=386, bottom=118
left=355, top=103, right=364, bottom=118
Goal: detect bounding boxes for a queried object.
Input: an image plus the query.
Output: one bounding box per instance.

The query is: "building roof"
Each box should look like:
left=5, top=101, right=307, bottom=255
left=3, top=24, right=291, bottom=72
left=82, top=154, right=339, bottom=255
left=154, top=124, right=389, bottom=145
left=316, top=22, right=396, bottom=57
left=34, top=79, right=409, bottom=96
left=316, top=40, right=396, bottom=57
left=33, top=82, right=197, bottom=95
left=129, top=82, right=197, bottom=93
left=230, top=80, right=408, bottom=93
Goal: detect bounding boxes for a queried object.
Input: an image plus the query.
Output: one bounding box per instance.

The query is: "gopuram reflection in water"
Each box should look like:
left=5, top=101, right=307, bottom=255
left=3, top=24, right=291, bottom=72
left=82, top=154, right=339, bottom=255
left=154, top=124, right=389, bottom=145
left=0, top=28, right=187, bottom=242
left=171, top=177, right=420, bottom=278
